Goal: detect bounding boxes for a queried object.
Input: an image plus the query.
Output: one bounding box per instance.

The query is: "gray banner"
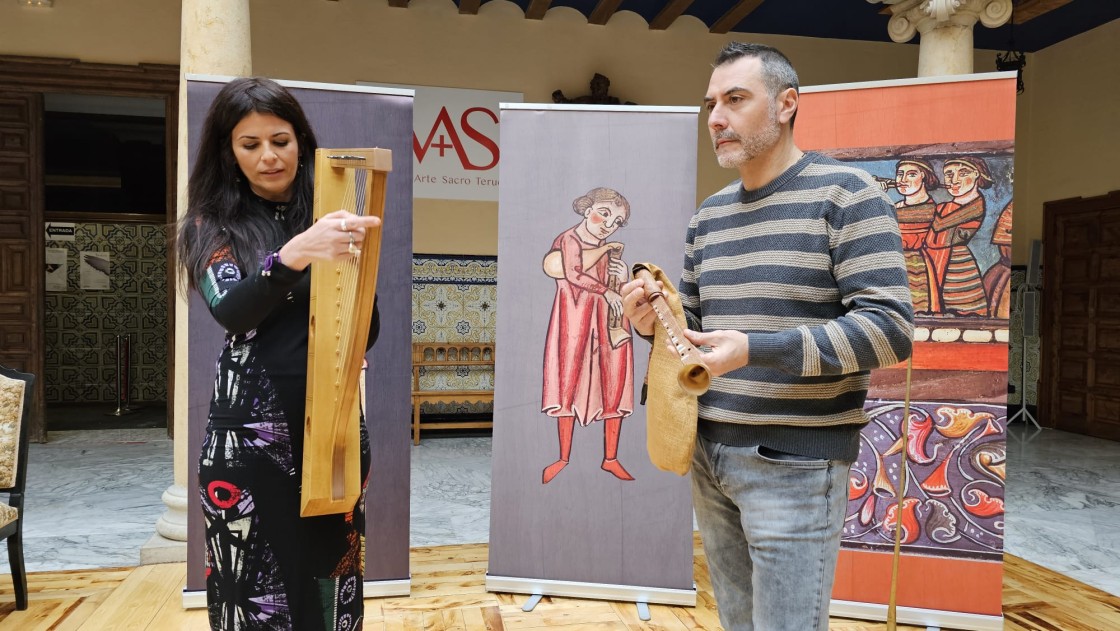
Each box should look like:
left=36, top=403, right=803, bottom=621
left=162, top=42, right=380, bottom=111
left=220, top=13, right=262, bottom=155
left=488, top=106, right=698, bottom=592
left=185, top=78, right=413, bottom=590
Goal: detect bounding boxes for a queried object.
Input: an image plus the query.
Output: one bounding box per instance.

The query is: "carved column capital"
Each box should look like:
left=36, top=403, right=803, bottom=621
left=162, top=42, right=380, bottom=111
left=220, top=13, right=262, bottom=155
left=868, top=0, right=1012, bottom=43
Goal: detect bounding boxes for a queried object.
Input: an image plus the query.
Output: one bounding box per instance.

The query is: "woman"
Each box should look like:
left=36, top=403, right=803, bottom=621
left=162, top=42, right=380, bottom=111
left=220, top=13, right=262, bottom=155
left=892, top=158, right=938, bottom=314
left=176, top=77, right=381, bottom=631
left=924, top=156, right=991, bottom=316
left=540, top=187, right=635, bottom=484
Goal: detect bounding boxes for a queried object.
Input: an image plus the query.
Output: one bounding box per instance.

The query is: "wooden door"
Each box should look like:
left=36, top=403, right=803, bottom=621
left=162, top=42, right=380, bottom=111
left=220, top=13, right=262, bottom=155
left=1041, top=190, right=1120, bottom=440
left=0, top=92, right=44, bottom=442
left=2, top=57, right=178, bottom=441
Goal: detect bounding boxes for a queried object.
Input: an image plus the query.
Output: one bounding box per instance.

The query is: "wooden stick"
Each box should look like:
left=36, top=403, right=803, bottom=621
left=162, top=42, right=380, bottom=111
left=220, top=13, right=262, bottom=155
left=887, top=355, right=914, bottom=629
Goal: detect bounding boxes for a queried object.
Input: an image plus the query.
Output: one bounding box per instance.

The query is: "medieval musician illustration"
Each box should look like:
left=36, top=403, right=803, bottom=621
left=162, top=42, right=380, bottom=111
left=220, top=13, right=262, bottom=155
left=878, top=155, right=1006, bottom=318
left=890, top=158, right=939, bottom=314
left=540, top=187, right=635, bottom=484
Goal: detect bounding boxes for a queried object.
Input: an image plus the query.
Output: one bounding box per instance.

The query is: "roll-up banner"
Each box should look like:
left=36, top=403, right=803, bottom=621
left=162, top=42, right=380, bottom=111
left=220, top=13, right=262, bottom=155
left=487, top=104, right=700, bottom=606
left=356, top=82, right=522, bottom=202
left=795, top=72, right=1017, bottom=631
left=183, top=75, right=415, bottom=605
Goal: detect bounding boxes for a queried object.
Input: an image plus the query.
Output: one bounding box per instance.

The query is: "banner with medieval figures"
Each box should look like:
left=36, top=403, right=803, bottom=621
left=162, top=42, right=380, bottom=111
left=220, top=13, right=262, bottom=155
left=797, top=73, right=1017, bottom=630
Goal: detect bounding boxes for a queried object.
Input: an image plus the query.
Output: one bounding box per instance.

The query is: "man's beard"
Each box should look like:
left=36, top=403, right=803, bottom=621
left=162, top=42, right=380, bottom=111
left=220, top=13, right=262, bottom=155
left=713, top=107, right=781, bottom=169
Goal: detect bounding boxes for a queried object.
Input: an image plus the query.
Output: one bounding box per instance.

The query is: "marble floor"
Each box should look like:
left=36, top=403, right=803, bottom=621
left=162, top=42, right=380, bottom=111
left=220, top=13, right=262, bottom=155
left=14, top=422, right=1120, bottom=598
left=1003, top=423, right=1120, bottom=596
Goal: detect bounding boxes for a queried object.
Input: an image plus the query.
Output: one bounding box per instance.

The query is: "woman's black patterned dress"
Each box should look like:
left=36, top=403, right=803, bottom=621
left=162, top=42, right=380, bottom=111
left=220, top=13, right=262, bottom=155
left=197, top=196, right=377, bottom=631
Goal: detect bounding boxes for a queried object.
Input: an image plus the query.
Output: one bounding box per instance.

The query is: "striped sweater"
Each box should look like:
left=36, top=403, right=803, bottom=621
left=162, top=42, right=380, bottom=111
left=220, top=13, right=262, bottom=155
left=681, top=152, right=913, bottom=461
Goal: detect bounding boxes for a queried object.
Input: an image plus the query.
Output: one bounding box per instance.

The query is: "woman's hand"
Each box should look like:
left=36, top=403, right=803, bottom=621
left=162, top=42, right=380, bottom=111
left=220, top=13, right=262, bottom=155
left=619, top=276, right=663, bottom=337
left=278, top=210, right=382, bottom=271
left=680, top=328, right=749, bottom=377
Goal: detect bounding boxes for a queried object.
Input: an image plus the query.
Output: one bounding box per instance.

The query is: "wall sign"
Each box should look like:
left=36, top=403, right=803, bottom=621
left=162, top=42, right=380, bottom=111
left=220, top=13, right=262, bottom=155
left=46, top=222, right=76, bottom=241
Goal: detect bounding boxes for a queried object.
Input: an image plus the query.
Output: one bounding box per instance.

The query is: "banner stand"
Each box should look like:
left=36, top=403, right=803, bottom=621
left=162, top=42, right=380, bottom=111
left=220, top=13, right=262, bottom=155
left=486, top=574, right=696, bottom=608
left=182, top=580, right=412, bottom=610
left=486, top=103, right=700, bottom=615
left=829, top=599, right=1004, bottom=631
left=183, top=75, right=415, bottom=606
left=796, top=72, right=1017, bottom=630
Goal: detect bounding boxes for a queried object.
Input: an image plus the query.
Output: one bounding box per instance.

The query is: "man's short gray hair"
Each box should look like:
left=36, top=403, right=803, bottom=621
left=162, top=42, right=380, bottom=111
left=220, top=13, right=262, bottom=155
left=714, top=42, right=799, bottom=127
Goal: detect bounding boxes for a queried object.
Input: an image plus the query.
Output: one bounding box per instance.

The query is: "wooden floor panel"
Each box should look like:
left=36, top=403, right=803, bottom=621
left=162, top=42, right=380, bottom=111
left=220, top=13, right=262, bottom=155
left=0, top=543, right=1117, bottom=630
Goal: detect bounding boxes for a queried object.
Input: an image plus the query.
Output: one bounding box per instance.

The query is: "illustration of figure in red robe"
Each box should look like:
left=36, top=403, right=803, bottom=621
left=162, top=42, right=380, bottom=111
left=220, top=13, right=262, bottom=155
left=924, top=156, right=992, bottom=316
left=540, top=187, right=635, bottom=484
left=891, top=158, right=939, bottom=314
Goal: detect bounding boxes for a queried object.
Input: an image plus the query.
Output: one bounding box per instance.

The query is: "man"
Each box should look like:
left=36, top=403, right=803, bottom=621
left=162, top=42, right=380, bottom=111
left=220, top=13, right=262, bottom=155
left=891, top=158, right=939, bottom=314
left=621, top=43, right=913, bottom=630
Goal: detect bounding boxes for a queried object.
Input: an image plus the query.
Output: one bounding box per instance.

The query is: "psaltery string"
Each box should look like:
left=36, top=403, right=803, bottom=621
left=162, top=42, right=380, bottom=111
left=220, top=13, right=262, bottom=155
left=336, top=166, right=363, bottom=389
left=328, top=164, right=364, bottom=500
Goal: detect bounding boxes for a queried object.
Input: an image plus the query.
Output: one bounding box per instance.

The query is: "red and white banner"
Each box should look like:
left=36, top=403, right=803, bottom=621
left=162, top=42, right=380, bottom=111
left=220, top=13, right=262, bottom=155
left=360, top=83, right=521, bottom=201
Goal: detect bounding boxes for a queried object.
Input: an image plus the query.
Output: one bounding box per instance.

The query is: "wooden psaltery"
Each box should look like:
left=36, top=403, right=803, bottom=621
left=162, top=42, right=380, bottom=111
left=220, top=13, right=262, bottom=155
left=302, top=147, right=392, bottom=517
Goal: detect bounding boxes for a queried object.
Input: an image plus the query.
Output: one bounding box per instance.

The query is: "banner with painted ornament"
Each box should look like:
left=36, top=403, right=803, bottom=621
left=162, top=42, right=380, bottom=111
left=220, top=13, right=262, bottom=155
left=795, top=72, right=1017, bottom=630
left=359, top=82, right=522, bottom=202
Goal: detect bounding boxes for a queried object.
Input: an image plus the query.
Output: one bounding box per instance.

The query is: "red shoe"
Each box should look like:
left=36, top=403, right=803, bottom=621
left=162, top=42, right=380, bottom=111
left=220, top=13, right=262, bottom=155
left=601, top=458, right=635, bottom=481
left=542, top=459, right=569, bottom=484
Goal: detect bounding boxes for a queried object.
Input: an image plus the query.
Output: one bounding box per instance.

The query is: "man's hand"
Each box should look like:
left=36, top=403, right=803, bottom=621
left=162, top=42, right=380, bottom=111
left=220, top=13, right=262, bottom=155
left=620, top=276, right=662, bottom=338
left=681, top=328, right=749, bottom=377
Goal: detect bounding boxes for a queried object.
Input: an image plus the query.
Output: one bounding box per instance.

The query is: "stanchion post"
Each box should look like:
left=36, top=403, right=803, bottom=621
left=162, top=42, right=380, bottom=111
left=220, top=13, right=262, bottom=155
left=107, top=333, right=137, bottom=416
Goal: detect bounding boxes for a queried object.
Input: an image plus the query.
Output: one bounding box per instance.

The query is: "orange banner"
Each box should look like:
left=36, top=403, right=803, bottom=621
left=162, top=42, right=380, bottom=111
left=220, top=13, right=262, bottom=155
left=797, top=76, right=1017, bottom=148
left=796, top=74, right=1017, bottom=626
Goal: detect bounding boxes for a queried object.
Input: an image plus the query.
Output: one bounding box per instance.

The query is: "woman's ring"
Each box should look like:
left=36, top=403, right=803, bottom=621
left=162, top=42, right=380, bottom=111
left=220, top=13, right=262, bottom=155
left=348, top=234, right=360, bottom=256
left=340, top=218, right=348, bottom=232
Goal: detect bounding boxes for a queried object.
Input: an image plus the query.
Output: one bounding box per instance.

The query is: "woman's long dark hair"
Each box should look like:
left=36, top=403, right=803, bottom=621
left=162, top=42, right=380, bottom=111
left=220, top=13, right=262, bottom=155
left=176, top=77, right=318, bottom=294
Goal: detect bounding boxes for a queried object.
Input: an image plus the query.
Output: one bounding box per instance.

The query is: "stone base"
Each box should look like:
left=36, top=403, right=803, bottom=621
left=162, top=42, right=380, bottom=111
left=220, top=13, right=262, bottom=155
left=140, top=532, right=188, bottom=565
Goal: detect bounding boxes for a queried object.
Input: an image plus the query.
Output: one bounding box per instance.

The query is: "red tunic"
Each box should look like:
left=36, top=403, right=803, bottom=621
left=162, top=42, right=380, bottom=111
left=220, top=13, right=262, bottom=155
left=541, top=226, right=634, bottom=426
left=924, top=196, right=989, bottom=316
left=895, top=200, right=936, bottom=314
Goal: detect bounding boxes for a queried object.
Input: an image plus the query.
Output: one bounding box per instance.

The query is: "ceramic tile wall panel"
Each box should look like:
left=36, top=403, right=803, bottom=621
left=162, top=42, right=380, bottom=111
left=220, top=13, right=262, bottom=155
left=412, top=254, right=496, bottom=415
left=44, top=223, right=167, bottom=403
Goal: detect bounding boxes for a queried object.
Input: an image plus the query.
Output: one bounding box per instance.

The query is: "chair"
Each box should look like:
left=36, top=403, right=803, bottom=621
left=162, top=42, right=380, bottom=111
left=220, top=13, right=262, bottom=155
left=0, top=365, right=33, bottom=610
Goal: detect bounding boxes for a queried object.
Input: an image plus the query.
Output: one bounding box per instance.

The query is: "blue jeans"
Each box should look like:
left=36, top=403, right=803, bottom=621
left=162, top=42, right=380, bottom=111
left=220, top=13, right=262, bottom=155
left=691, top=435, right=851, bottom=631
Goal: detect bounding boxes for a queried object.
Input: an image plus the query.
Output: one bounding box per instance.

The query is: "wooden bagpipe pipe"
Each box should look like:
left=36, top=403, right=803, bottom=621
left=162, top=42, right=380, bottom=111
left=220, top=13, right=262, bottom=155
left=632, top=263, right=710, bottom=396
left=301, top=148, right=392, bottom=517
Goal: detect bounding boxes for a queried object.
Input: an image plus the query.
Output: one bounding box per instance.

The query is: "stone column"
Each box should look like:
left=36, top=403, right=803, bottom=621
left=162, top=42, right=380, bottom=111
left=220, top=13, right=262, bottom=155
left=141, top=0, right=252, bottom=565
left=871, top=0, right=1013, bottom=76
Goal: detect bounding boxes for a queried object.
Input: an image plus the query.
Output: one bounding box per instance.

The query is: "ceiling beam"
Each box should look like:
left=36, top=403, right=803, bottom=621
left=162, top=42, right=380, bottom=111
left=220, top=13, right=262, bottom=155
left=588, top=0, right=623, bottom=26
left=459, top=0, right=481, bottom=15
left=1013, top=0, right=1074, bottom=25
left=387, top=0, right=409, bottom=8
left=710, top=0, right=765, bottom=35
left=650, top=0, right=695, bottom=30
left=525, top=0, right=551, bottom=20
